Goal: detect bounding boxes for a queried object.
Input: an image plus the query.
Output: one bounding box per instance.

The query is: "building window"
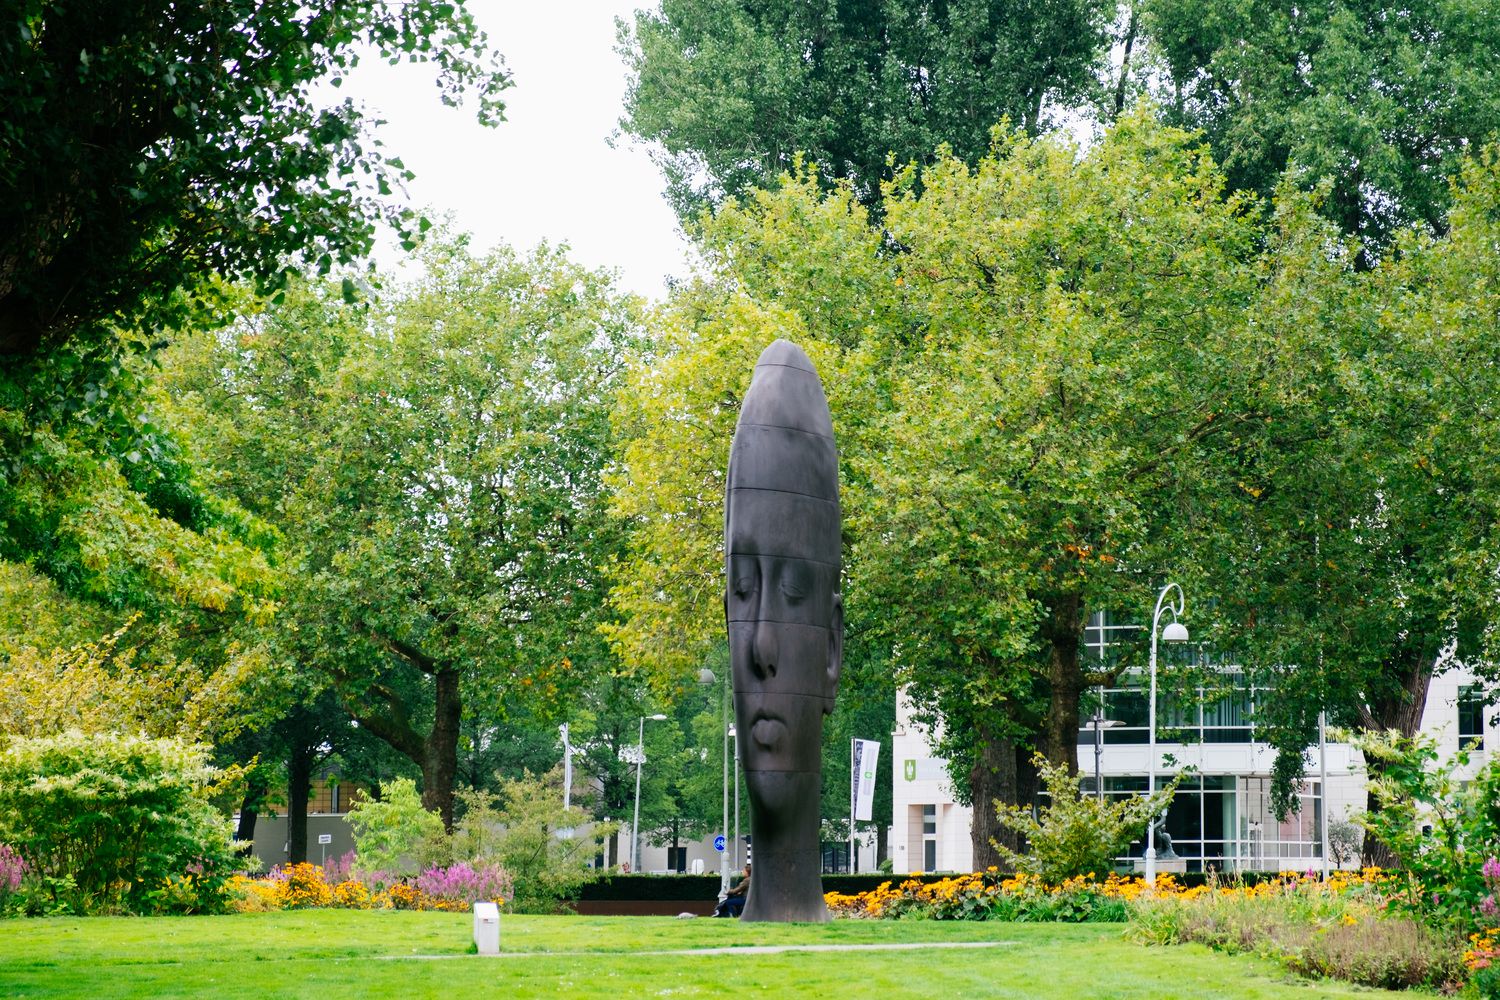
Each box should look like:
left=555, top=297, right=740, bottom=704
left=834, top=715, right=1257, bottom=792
left=1459, top=687, right=1486, bottom=751
left=922, top=804, right=937, bottom=872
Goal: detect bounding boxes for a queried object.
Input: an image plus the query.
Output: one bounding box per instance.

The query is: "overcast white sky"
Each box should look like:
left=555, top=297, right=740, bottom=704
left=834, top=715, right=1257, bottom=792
left=347, top=2, right=691, bottom=301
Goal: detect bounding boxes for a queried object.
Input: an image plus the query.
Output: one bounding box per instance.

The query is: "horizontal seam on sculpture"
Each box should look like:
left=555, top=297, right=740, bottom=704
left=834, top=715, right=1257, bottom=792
left=727, top=485, right=838, bottom=504
left=729, top=692, right=832, bottom=701
left=727, top=616, right=835, bottom=626
left=723, top=554, right=841, bottom=568
left=733, top=420, right=835, bottom=441
left=753, top=361, right=817, bottom=373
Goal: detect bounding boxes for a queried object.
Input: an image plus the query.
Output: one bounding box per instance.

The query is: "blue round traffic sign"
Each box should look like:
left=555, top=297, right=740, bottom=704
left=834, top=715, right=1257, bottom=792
left=713, top=835, right=727, bottom=852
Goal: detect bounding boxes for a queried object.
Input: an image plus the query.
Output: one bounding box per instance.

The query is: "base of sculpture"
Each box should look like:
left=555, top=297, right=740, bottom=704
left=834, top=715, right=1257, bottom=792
left=740, top=842, right=829, bottom=923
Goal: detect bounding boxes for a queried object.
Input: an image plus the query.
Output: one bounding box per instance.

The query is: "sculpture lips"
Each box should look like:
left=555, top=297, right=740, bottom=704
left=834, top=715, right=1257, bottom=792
left=752, top=717, right=785, bottom=750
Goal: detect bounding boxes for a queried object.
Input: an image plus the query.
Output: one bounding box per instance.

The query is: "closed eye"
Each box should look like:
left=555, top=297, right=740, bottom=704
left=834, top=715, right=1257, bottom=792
left=780, top=570, right=810, bottom=603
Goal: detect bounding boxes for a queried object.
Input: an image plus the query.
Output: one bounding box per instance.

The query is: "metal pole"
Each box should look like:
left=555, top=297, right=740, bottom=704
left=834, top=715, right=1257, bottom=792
left=1319, top=710, right=1329, bottom=879
left=1146, top=610, right=1159, bottom=888
left=721, top=678, right=730, bottom=897
left=1145, top=582, right=1184, bottom=889
left=560, top=723, right=572, bottom=812
left=850, top=739, right=856, bottom=874
left=632, top=715, right=645, bottom=872
left=734, top=734, right=741, bottom=869
left=1094, top=690, right=1105, bottom=803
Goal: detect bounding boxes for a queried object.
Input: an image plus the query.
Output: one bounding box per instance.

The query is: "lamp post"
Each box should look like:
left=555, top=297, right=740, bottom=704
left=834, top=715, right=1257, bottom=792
left=631, top=712, right=668, bottom=873
left=699, top=668, right=731, bottom=899
left=1146, top=582, right=1189, bottom=888
left=1083, top=690, right=1122, bottom=803
left=559, top=723, right=573, bottom=811
left=730, top=724, right=740, bottom=869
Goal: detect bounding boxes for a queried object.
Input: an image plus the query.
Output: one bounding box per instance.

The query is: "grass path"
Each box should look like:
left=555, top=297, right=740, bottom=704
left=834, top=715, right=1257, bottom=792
left=0, top=912, right=1435, bottom=998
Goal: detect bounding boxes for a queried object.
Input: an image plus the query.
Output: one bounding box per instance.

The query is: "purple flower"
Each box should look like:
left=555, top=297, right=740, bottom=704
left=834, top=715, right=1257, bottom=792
left=414, top=862, right=513, bottom=904
left=323, top=850, right=356, bottom=883
left=1482, top=857, right=1500, bottom=885
left=0, top=844, right=27, bottom=893
left=1481, top=895, right=1498, bottom=918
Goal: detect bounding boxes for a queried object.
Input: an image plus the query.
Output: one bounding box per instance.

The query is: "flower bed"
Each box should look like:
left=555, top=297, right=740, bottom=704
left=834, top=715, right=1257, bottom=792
left=227, top=861, right=511, bottom=914
left=826, top=866, right=1496, bottom=994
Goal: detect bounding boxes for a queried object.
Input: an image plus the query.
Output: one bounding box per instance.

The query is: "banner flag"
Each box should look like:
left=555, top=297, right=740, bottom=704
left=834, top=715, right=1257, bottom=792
left=852, top=738, right=880, bottom=822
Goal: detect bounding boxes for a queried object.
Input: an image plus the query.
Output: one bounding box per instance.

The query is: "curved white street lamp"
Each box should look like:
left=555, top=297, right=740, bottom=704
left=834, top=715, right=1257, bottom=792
left=631, top=712, right=669, bottom=873
left=1146, top=582, right=1189, bottom=888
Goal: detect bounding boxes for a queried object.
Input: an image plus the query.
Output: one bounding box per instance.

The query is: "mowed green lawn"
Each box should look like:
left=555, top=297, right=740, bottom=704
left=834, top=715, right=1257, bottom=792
left=0, top=912, right=1433, bottom=999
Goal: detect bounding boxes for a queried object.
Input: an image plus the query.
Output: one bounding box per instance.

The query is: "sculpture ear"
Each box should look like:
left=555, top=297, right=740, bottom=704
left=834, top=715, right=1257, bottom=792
left=825, top=592, right=843, bottom=711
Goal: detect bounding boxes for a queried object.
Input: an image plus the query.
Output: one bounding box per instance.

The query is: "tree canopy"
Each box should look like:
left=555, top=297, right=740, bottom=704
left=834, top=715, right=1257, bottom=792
left=617, top=0, right=1113, bottom=221
left=1142, top=0, right=1500, bottom=257
left=0, top=1, right=508, bottom=358
left=160, top=241, right=639, bottom=826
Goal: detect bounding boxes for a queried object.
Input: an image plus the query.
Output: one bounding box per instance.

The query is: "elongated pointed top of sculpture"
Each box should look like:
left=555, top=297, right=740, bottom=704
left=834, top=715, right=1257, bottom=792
left=727, top=339, right=840, bottom=566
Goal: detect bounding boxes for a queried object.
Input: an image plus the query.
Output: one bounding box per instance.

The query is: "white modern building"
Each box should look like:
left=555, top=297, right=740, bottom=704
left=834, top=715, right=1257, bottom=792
left=891, top=618, right=1495, bottom=875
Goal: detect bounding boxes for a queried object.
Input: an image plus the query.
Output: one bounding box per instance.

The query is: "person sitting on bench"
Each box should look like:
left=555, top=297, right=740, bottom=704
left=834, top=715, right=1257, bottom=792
left=715, top=865, right=751, bottom=917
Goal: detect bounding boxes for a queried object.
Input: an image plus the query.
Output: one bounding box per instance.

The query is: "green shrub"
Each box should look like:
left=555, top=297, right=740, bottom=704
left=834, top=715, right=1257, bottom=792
left=1350, top=729, right=1500, bottom=933
left=994, top=754, right=1180, bottom=882
left=345, top=777, right=446, bottom=880
left=1286, top=917, right=1464, bottom=991
left=478, top=771, right=615, bottom=914
left=0, top=730, right=238, bottom=914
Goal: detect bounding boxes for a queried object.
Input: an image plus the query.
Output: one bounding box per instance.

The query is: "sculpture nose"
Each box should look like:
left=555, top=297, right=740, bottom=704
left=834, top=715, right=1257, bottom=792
left=752, top=621, right=777, bottom=679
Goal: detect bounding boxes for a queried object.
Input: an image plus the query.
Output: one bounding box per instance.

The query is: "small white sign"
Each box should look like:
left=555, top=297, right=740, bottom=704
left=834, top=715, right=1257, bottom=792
left=473, top=902, right=500, bottom=955
left=317, top=834, right=333, bottom=845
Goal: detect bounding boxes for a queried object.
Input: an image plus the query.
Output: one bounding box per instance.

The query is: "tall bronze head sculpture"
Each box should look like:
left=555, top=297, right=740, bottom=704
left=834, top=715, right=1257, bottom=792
left=725, top=339, right=841, bottom=922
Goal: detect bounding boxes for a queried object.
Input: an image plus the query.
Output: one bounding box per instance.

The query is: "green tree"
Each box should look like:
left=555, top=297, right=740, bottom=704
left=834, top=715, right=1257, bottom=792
left=609, top=111, right=1263, bottom=868
left=1189, top=158, right=1500, bottom=850
left=617, top=0, right=1114, bottom=221
left=159, top=241, right=639, bottom=828
left=0, top=1, right=507, bottom=358
left=1142, top=0, right=1500, bottom=258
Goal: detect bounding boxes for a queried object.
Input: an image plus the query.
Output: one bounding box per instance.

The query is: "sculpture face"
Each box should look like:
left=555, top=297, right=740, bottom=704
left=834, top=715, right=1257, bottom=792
left=725, top=340, right=842, bottom=825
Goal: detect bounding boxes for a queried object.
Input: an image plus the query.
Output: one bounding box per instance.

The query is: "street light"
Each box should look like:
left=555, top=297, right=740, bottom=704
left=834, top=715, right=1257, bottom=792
left=631, top=712, right=669, bottom=873
left=1146, top=582, right=1189, bottom=888
left=1082, top=690, right=1122, bottom=803
left=700, top=668, right=731, bottom=899
left=728, top=724, right=740, bottom=869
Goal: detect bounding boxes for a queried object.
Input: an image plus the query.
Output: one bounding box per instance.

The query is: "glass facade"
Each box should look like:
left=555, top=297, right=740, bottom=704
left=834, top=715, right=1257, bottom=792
left=1076, top=611, right=1326, bottom=872
left=1459, top=686, right=1486, bottom=751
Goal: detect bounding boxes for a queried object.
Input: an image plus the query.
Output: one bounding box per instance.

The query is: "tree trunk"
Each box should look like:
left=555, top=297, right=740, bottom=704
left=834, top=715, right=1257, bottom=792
left=235, top=769, right=269, bottom=857
left=1041, top=592, right=1085, bottom=774
left=970, top=730, right=1020, bottom=870
left=876, top=820, right=888, bottom=867
left=1112, top=5, right=1139, bottom=118
left=421, top=667, right=463, bottom=831
left=286, top=741, right=314, bottom=864
left=1358, top=645, right=1437, bottom=868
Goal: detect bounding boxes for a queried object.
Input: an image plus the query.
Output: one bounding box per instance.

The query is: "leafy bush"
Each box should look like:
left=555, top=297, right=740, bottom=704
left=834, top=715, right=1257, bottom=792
left=1129, top=869, right=1466, bottom=993
left=0, top=730, right=238, bottom=914
left=993, top=754, right=1180, bottom=882
left=471, top=771, right=614, bottom=913
left=345, top=778, right=446, bottom=881
left=1286, top=917, right=1463, bottom=991
left=1350, top=729, right=1500, bottom=933
left=1327, top=816, right=1363, bottom=869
